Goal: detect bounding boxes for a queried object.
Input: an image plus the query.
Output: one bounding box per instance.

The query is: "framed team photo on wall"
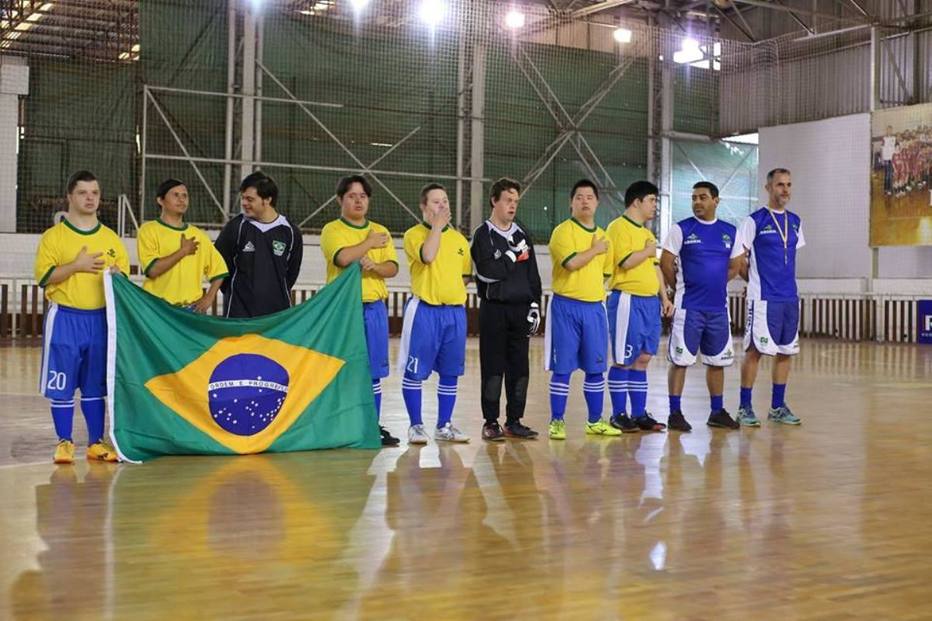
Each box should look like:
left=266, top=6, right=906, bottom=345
left=869, top=102, right=932, bottom=246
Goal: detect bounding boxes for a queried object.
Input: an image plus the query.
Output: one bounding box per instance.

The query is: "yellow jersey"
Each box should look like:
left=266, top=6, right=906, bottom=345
left=35, top=219, right=130, bottom=310
left=403, top=223, right=471, bottom=305
left=606, top=214, right=660, bottom=296
left=548, top=217, right=613, bottom=302
left=320, top=218, right=398, bottom=302
left=137, top=219, right=229, bottom=305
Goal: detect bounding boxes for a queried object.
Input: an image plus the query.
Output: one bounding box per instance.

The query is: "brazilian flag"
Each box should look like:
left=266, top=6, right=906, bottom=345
left=103, top=265, right=381, bottom=462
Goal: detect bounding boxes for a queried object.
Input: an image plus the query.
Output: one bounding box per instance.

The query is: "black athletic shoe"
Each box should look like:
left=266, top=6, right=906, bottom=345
left=380, top=426, right=401, bottom=447
left=634, top=412, right=667, bottom=432
left=610, top=413, right=639, bottom=433
left=504, top=421, right=539, bottom=439
left=667, top=410, right=692, bottom=432
left=707, top=409, right=740, bottom=430
left=482, top=421, right=506, bottom=442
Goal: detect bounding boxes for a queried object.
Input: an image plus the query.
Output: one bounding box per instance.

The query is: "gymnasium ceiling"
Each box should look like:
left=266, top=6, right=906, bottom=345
left=0, top=0, right=138, bottom=61
left=0, top=0, right=930, bottom=60
left=532, top=0, right=932, bottom=43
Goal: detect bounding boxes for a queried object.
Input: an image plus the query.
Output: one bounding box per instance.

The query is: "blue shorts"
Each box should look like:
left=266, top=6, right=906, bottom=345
left=40, top=304, right=107, bottom=401
left=668, top=308, right=734, bottom=367
left=745, top=299, right=800, bottom=356
left=607, top=291, right=660, bottom=367
left=544, top=294, right=608, bottom=375
left=364, top=300, right=390, bottom=380
left=397, top=298, right=466, bottom=381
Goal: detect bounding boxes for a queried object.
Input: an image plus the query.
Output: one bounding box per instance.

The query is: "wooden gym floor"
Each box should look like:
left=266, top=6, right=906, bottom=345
left=1, top=338, right=931, bottom=620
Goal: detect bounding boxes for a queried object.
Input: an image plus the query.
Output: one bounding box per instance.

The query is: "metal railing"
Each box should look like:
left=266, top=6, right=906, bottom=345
left=727, top=292, right=920, bottom=343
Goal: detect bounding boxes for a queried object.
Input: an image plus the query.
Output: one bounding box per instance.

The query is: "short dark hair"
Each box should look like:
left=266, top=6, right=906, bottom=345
left=336, top=175, right=372, bottom=200
left=66, top=170, right=97, bottom=195
left=489, top=177, right=521, bottom=207
left=767, top=168, right=791, bottom=182
left=624, top=180, right=659, bottom=206
left=692, top=181, right=719, bottom=198
left=240, top=171, right=278, bottom=206
left=156, top=178, right=186, bottom=199
left=570, top=179, right=599, bottom=200
left=420, top=182, right=446, bottom=204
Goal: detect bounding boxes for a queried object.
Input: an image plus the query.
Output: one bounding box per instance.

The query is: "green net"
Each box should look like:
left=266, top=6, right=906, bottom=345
left=9, top=0, right=732, bottom=239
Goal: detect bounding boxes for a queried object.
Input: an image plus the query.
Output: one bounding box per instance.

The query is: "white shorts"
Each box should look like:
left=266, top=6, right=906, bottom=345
left=667, top=308, right=734, bottom=367
left=743, top=299, right=800, bottom=356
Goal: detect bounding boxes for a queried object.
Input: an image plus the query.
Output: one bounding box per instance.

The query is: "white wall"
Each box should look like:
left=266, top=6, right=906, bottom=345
left=760, top=113, right=932, bottom=288
left=759, top=113, right=873, bottom=280
left=876, top=246, right=932, bottom=280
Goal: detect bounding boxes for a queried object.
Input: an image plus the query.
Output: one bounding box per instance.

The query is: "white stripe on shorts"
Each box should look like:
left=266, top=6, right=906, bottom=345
left=39, top=303, right=59, bottom=397
left=543, top=295, right=554, bottom=371
left=612, top=292, right=632, bottom=366
left=396, top=296, right=421, bottom=375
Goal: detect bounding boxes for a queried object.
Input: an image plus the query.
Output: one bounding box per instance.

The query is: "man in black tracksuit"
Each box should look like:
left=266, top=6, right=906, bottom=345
left=215, top=172, right=303, bottom=318
left=471, top=178, right=543, bottom=441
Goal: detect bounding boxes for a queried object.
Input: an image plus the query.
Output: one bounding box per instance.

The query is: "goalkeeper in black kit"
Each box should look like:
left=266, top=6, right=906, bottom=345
left=470, top=178, right=543, bottom=441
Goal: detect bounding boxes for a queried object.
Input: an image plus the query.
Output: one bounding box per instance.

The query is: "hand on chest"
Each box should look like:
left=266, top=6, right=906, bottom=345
left=71, top=244, right=118, bottom=265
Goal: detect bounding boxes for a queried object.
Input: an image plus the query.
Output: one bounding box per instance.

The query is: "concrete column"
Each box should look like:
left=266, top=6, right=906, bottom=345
left=468, top=43, right=486, bottom=232
left=223, top=0, right=237, bottom=218
left=659, top=55, right=674, bottom=241
left=241, top=4, right=258, bottom=179
left=0, top=58, right=28, bottom=233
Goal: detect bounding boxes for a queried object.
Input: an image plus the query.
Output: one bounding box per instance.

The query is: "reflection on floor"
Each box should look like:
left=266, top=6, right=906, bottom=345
left=2, top=339, right=932, bottom=619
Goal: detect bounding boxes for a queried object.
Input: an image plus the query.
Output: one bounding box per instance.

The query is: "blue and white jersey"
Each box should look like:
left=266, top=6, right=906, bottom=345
left=662, top=217, right=736, bottom=312
left=734, top=207, right=805, bottom=302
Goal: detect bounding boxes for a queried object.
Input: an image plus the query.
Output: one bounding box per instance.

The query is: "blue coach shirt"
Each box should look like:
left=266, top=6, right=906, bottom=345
left=736, top=207, right=805, bottom=303
left=663, top=217, right=736, bottom=312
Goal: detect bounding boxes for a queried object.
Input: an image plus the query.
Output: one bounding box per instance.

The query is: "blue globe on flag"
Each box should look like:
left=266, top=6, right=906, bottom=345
left=207, top=354, right=290, bottom=436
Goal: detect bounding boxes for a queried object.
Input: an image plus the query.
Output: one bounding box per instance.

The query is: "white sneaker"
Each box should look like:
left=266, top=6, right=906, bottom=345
left=434, top=422, right=470, bottom=443
left=408, top=424, right=429, bottom=445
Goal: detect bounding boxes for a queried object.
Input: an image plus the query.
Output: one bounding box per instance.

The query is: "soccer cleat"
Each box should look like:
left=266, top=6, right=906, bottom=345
left=53, top=440, right=75, bottom=465
left=482, top=421, right=506, bottom=442
left=633, top=412, right=666, bottom=432
left=585, top=419, right=622, bottom=437
left=86, top=440, right=119, bottom=462
left=768, top=405, right=801, bottom=425
left=435, top=422, right=470, bottom=443
left=548, top=419, right=567, bottom=440
left=707, top=409, right=740, bottom=430
left=407, top=424, right=429, bottom=445
left=667, top=410, right=692, bottom=432
left=504, top=421, right=539, bottom=439
left=736, top=406, right=761, bottom=427
left=609, top=413, right=639, bottom=433
left=379, top=426, right=401, bottom=447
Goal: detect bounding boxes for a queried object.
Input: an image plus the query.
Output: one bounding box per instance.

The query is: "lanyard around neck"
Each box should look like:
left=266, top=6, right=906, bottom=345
left=768, top=209, right=789, bottom=264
